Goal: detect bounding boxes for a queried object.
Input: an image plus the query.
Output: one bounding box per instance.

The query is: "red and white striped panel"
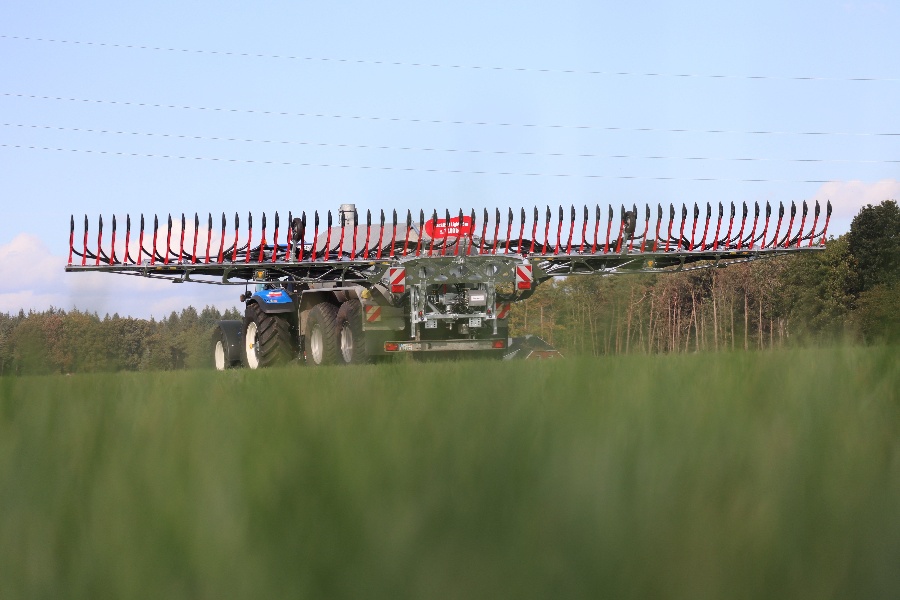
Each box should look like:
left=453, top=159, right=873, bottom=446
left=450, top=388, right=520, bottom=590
left=515, top=264, right=533, bottom=290
left=495, top=302, right=511, bottom=319
left=364, top=305, right=382, bottom=322
left=389, top=267, right=406, bottom=293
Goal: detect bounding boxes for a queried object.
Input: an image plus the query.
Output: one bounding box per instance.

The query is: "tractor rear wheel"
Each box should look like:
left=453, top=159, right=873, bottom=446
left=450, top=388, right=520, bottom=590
left=242, top=303, right=293, bottom=369
left=305, top=302, right=340, bottom=366
left=337, top=299, right=369, bottom=364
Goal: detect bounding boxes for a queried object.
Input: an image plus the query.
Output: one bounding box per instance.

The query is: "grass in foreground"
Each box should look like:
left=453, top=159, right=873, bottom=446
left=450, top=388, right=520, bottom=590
left=0, top=346, right=898, bottom=599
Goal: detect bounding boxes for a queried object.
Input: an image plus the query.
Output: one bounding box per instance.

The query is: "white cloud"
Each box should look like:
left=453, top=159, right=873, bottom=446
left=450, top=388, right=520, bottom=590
left=812, top=179, right=900, bottom=235
left=0, top=233, right=240, bottom=319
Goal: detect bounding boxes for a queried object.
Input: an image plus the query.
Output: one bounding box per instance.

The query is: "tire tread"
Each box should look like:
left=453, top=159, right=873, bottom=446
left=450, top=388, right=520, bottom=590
left=305, top=302, right=340, bottom=365
left=243, top=302, right=294, bottom=368
left=337, top=299, right=369, bottom=364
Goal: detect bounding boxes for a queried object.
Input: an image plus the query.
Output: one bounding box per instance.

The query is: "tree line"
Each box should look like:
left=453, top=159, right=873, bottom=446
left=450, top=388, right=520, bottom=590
left=0, top=201, right=896, bottom=375
left=0, top=305, right=241, bottom=376
left=508, top=200, right=899, bottom=354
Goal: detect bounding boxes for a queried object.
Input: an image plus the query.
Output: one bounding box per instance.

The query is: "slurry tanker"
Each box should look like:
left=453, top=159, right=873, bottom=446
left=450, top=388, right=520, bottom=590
left=67, top=200, right=830, bottom=368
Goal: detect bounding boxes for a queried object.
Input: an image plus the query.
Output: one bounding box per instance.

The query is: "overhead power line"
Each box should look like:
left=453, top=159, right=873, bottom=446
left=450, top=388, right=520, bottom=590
left=4, top=92, right=898, bottom=137
left=2, top=34, right=897, bottom=82
left=0, top=142, right=841, bottom=183
left=4, top=122, right=897, bottom=165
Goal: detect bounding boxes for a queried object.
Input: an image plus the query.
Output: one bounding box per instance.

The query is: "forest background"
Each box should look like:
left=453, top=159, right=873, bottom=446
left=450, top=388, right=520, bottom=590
left=1, top=200, right=896, bottom=375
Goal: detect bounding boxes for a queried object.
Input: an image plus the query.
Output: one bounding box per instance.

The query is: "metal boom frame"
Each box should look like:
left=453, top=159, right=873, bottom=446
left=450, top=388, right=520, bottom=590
left=66, top=200, right=831, bottom=289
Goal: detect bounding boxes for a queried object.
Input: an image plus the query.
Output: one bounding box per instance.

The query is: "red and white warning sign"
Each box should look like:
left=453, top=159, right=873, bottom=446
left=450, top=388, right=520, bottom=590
left=364, top=305, right=382, bottom=322
left=515, top=264, right=533, bottom=290
left=389, top=267, right=406, bottom=293
left=495, top=302, right=512, bottom=319
left=423, top=216, right=474, bottom=239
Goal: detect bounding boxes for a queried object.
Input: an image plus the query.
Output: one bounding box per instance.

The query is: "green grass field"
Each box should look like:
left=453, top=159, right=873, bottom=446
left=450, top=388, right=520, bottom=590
left=1, top=347, right=898, bottom=599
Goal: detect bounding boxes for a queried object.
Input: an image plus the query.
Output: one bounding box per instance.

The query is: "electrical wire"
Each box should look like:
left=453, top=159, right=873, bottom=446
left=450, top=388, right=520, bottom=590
left=0, top=142, right=846, bottom=183
left=3, top=34, right=897, bottom=82
left=4, top=122, right=896, bottom=164
left=4, top=92, right=899, bottom=137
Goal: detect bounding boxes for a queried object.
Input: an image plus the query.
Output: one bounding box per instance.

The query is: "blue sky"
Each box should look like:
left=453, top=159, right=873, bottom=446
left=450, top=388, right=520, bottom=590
left=1, top=0, right=898, bottom=317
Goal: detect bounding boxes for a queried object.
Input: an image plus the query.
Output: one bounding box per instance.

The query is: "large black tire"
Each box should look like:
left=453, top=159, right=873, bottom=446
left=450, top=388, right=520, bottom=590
left=242, top=302, right=294, bottom=369
left=213, top=329, right=239, bottom=371
left=336, top=300, right=369, bottom=365
left=305, top=302, right=340, bottom=366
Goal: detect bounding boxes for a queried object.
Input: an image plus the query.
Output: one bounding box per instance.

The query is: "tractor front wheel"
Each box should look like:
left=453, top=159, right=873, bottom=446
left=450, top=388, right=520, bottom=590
left=214, top=331, right=237, bottom=371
